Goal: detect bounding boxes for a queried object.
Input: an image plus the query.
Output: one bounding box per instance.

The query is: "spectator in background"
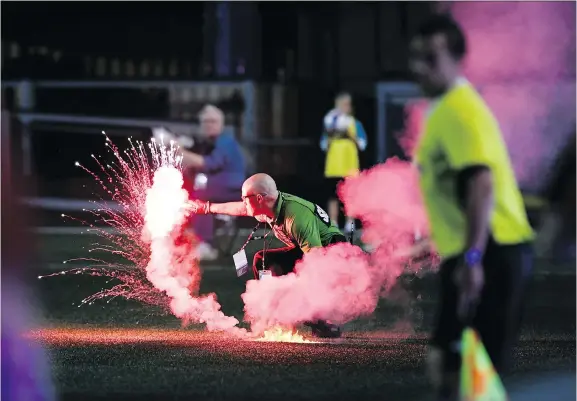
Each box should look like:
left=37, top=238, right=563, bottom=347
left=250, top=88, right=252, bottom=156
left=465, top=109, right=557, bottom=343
left=320, top=92, right=368, bottom=233
left=181, top=105, right=246, bottom=261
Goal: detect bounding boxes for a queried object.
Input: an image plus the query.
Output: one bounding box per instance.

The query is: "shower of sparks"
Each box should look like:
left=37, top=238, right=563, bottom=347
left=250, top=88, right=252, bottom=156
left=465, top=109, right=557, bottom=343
left=38, top=132, right=195, bottom=310
left=36, top=131, right=315, bottom=342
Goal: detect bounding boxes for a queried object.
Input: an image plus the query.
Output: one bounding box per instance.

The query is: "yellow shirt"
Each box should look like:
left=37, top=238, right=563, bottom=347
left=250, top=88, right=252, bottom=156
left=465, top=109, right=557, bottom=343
left=415, top=81, right=534, bottom=258
left=324, top=119, right=360, bottom=178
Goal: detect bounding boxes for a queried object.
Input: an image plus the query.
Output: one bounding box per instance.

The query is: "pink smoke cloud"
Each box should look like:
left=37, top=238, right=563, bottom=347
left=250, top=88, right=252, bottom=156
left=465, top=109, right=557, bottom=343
left=242, top=243, right=376, bottom=334
left=454, top=2, right=575, bottom=83
left=452, top=2, right=576, bottom=191
left=242, top=159, right=437, bottom=333
left=340, top=158, right=434, bottom=287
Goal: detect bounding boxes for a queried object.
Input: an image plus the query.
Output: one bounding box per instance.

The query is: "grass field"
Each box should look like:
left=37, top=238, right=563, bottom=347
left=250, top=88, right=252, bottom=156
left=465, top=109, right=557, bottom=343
left=28, top=234, right=577, bottom=400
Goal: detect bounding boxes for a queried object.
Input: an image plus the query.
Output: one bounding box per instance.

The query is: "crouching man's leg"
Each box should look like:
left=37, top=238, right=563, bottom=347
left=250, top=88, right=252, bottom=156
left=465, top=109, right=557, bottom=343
left=305, top=320, right=341, bottom=339
left=304, top=235, right=347, bottom=339
left=305, top=235, right=347, bottom=338
left=251, top=243, right=343, bottom=339
left=251, top=247, right=302, bottom=280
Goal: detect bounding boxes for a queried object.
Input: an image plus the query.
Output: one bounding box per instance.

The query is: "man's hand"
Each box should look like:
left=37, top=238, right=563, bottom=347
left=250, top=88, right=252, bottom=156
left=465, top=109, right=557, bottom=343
left=453, top=262, right=485, bottom=321
left=181, top=149, right=205, bottom=169
left=188, top=200, right=210, bottom=215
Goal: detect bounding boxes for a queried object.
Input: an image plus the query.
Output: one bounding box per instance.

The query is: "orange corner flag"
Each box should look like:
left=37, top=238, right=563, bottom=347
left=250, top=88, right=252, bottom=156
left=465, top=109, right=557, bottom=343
left=460, top=328, right=508, bottom=401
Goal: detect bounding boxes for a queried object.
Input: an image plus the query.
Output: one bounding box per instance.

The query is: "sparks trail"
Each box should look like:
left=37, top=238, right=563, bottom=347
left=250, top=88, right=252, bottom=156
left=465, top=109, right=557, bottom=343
left=39, top=132, right=252, bottom=338
left=40, top=266, right=169, bottom=309
left=39, top=132, right=188, bottom=311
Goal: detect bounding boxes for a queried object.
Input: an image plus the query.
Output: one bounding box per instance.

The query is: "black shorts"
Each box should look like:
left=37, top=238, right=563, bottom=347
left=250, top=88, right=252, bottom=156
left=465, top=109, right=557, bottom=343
left=325, top=177, right=344, bottom=200
left=252, top=235, right=348, bottom=279
left=431, top=238, right=533, bottom=374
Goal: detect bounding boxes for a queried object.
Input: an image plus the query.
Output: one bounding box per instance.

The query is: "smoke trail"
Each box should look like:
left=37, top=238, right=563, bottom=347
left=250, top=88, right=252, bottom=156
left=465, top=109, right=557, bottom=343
left=143, top=166, right=247, bottom=336
left=340, top=158, right=430, bottom=259
left=242, top=159, right=437, bottom=334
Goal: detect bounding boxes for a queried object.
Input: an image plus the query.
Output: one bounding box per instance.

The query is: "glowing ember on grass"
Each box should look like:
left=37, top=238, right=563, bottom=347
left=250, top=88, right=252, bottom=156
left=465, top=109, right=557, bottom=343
left=26, top=327, right=234, bottom=346
left=256, top=326, right=313, bottom=343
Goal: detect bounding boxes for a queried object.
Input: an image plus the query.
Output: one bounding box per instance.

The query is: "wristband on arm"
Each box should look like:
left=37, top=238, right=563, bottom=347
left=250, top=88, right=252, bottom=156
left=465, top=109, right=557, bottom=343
left=463, top=248, right=483, bottom=267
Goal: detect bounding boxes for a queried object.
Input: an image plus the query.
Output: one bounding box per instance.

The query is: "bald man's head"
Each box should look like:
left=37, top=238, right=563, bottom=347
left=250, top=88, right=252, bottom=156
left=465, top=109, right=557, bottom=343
left=241, top=173, right=279, bottom=220
left=242, top=173, right=277, bottom=196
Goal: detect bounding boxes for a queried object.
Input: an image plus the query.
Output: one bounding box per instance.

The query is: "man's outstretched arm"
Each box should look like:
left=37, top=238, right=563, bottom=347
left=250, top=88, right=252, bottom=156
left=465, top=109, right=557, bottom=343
left=189, top=200, right=248, bottom=216
left=209, top=202, right=248, bottom=216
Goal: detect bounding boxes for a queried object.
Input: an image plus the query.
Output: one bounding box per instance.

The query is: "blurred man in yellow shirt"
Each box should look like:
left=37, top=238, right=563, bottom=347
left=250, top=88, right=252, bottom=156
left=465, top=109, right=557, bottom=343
left=320, top=92, right=367, bottom=233
left=409, top=15, right=534, bottom=401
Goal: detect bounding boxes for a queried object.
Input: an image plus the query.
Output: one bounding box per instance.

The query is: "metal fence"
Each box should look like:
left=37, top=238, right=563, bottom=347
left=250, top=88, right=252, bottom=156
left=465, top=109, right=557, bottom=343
left=3, top=79, right=324, bottom=236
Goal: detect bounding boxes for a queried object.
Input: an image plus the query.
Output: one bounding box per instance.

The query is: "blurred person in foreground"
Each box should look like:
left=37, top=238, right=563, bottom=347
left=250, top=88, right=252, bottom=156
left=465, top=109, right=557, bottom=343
left=320, top=92, right=368, bottom=233
left=180, top=105, right=246, bottom=261
left=409, top=15, right=534, bottom=400
left=189, top=173, right=346, bottom=338
left=1, top=109, right=56, bottom=401
left=536, top=132, right=576, bottom=262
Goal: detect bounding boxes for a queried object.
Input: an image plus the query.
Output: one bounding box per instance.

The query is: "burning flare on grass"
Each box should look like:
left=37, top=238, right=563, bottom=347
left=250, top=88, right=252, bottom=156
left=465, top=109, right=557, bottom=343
left=256, top=326, right=312, bottom=343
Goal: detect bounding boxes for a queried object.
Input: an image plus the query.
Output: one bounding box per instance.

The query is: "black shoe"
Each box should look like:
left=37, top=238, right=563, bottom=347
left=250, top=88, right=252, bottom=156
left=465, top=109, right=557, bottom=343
left=306, top=320, right=341, bottom=339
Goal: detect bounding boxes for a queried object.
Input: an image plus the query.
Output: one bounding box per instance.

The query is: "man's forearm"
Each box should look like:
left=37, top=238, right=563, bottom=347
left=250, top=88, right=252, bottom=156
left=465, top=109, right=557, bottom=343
left=208, top=202, right=248, bottom=216
left=464, top=169, right=494, bottom=254
left=181, top=150, right=204, bottom=169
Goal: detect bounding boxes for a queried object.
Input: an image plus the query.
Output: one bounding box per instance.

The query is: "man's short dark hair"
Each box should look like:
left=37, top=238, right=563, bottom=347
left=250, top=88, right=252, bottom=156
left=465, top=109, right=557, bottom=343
left=416, top=14, right=467, bottom=61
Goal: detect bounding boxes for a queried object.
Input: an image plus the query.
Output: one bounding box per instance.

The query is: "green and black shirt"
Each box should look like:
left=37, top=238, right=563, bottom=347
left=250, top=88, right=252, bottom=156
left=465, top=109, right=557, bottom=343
left=269, top=192, right=344, bottom=252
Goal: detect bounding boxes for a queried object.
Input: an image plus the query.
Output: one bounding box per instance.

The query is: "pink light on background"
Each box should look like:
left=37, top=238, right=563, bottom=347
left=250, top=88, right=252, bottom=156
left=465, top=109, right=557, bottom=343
left=453, top=2, right=575, bottom=83
left=450, top=2, right=576, bottom=192
left=396, top=100, right=429, bottom=160
left=479, top=83, right=576, bottom=190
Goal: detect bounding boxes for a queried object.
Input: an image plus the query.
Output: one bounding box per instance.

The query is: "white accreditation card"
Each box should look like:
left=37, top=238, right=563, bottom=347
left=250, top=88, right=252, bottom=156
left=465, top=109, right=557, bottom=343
left=233, top=249, right=249, bottom=277
left=258, top=270, right=273, bottom=280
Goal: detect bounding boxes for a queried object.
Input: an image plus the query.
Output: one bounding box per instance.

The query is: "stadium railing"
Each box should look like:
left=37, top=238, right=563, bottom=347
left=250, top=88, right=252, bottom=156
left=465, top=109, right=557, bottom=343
left=3, top=80, right=319, bottom=242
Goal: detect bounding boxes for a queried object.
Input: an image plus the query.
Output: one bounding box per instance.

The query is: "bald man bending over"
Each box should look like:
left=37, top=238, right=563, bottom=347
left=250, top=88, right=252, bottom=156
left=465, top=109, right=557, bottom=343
left=190, top=173, right=346, bottom=338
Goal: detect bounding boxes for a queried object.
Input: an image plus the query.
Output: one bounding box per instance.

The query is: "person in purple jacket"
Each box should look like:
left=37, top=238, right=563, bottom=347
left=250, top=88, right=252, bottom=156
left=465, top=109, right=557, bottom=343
left=181, top=105, right=246, bottom=261
left=2, top=109, right=56, bottom=401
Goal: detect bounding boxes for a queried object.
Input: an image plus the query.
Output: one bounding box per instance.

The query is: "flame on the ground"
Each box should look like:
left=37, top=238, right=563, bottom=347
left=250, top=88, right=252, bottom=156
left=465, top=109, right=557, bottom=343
left=256, top=326, right=313, bottom=343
